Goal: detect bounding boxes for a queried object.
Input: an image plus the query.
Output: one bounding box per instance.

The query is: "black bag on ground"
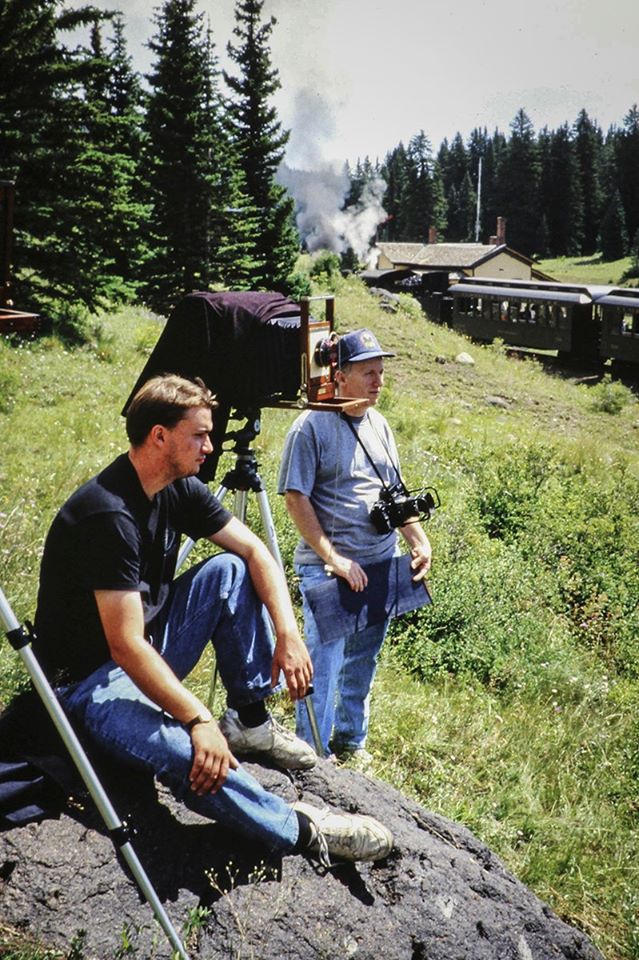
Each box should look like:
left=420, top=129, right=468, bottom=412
left=0, top=689, right=80, bottom=829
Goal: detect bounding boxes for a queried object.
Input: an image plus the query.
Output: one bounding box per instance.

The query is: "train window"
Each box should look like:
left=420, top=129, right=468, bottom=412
left=621, top=310, right=638, bottom=336
left=539, top=303, right=550, bottom=326
left=490, top=299, right=501, bottom=323
left=462, top=296, right=478, bottom=317
left=500, top=300, right=509, bottom=322
left=517, top=301, right=536, bottom=323
left=458, top=296, right=470, bottom=316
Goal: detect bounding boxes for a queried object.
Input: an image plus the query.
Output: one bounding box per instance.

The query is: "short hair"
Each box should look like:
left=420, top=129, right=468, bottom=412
left=126, top=374, right=218, bottom=447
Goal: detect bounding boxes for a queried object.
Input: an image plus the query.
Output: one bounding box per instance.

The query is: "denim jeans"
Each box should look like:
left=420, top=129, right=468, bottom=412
left=59, top=554, right=299, bottom=854
left=295, top=563, right=389, bottom=754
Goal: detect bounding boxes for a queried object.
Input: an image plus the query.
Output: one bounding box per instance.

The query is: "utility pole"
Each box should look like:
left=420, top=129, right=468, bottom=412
left=474, top=157, right=482, bottom=242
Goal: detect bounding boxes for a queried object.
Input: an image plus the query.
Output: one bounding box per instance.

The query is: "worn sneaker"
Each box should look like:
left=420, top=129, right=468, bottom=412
left=219, top=709, right=317, bottom=770
left=293, top=800, right=393, bottom=867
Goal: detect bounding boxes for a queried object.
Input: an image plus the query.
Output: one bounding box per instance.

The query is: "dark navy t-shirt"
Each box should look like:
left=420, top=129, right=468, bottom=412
left=34, top=454, right=232, bottom=684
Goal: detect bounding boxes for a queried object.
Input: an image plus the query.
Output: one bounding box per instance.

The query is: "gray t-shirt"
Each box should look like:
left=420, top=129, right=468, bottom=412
left=278, top=408, right=401, bottom=565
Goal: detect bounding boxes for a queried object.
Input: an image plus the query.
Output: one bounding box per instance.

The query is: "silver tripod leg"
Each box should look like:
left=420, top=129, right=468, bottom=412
left=176, top=482, right=226, bottom=570
left=251, top=490, right=324, bottom=757
left=0, top=586, right=190, bottom=960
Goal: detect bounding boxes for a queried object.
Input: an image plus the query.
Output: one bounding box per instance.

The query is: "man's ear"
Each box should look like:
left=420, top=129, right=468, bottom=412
left=149, top=424, right=166, bottom=446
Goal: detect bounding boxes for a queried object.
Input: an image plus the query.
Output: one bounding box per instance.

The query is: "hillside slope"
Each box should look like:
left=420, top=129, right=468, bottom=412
left=0, top=281, right=637, bottom=958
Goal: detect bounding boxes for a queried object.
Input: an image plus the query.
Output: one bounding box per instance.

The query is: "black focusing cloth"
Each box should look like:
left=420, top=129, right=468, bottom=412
left=123, top=291, right=303, bottom=481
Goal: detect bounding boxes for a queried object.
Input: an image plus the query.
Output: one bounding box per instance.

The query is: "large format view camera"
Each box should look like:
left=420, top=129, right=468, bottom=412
left=124, top=290, right=352, bottom=481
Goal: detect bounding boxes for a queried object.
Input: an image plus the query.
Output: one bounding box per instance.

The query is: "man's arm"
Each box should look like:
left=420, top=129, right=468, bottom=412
left=399, top=520, right=432, bottom=581
left=209, top=516, right=313, bottom=699
left=284, top=490, right=368, bottom=592
left=94, top=589, right=238, bottom=796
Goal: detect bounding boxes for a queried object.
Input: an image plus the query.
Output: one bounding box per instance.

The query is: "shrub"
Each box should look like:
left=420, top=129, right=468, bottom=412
left=390, top=437, right=639, bottom=689
left=284, top=270, right=312, bottom=300
left=587, top=375, right=636, bottom=415
left=47, top=299, right=93, bottom=345
left=309, top=250, right=342, bottom=281
left=389, top=537, right=566, bottom=693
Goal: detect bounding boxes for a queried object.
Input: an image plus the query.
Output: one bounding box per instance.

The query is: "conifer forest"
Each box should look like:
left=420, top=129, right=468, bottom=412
left=1, top=0, right=638, bottom=334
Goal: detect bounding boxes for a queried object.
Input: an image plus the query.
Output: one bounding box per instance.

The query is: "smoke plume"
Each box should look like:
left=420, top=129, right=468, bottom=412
left=278, top=88, right=387, bottom=265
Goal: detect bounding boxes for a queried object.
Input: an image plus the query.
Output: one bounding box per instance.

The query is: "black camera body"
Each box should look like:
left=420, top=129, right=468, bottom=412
left=370, top=483, right=439, bottom=534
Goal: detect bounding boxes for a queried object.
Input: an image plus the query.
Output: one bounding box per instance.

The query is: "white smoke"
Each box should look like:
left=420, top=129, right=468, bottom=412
left=278, top=87, right=387, bottom=266
left=278, top=162, right=387, bottom=265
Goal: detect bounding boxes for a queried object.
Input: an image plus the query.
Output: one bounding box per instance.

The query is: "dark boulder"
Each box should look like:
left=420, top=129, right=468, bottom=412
left=0, top=758, right=603, bottom=960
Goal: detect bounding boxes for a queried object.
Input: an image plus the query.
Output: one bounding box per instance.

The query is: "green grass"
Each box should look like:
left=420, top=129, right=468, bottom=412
left=538, top=253, right=635, bottom=287
left=1, top=281, right=638, bottom=959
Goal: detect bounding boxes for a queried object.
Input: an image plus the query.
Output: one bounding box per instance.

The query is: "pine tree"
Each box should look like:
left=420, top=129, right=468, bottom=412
left=0, top=0, right=126, bottom=331
left=440, top=132, right=468, bottom=196
left=81, top=19, right=149, bottom=298
left=616, top=104, right=639, bottom=245
left=379, top=143, right=408, bottom=241
left=542, top=123, right=584, bottom=256
left=447, top=171, right=477, bottom=242
left=473, top=128, right=507, bottom=243
left=599, top=187, right=628, bottom=261
left=142, top=0, right=213, bottom=310
left=499, top=109, right=541, bottom=255
left=438, top=132, right=473, bottom=241
left=224, top=0, right=299, bottom=290
left=574, top=109, right=604, bottom=255
left=399, top=131, right=440, bottom=242
left=142, top=0, right=251, bottom=312
left=200, top=23, right=261, bottom=291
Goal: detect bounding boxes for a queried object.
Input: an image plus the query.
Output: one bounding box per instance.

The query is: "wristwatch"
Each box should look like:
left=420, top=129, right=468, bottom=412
left=185, top=713, right=213, bottom=732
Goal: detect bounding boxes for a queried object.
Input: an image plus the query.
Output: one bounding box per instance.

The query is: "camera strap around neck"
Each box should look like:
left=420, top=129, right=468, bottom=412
left=340, top=412, right=404, bottom=493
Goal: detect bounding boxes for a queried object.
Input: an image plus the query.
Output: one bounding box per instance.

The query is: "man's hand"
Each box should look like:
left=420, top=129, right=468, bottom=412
left=189, top=720, right=239, bottom=795
left=325, top=553, right=368, bottom=592
left=271, top=632, right=313, bottom=701
left=409, top=542, right=432, bottom=582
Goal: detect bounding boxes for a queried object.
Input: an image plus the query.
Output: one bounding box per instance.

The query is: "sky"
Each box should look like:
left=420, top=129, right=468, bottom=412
left=73, top=0, right=639, bottom=170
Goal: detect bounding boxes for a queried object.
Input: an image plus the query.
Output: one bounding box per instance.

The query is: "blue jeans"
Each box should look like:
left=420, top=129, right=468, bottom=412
left=59, top=554, right=299, bottom=854
left=295, top=563, right=389, bottom=754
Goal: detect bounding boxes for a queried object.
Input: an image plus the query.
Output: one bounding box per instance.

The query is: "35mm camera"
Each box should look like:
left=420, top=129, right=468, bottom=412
left=370, top=483, right=440, bottom=534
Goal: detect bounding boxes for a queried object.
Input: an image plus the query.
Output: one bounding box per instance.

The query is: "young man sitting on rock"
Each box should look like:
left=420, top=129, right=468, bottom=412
left=33, top=374, right=392, bottom=865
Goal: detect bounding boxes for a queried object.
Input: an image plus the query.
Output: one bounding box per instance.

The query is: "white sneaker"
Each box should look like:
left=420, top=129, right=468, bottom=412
left=293, top=800, right=393, bottom=867
left=219, top=709, right=317, bottom=770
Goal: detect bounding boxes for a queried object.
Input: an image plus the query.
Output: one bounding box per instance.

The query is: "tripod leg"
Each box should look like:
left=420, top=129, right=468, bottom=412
left=253, top=491, right=325, bottom=757
left=176, top=483, right=229, bottom=572
left=233, top=489, right=249, bottom=524
left=0, top=587, right=190, bottom=960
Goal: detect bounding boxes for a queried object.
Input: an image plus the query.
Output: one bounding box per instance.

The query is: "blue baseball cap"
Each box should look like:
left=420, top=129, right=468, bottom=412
left=336, top=328, right=395, bottom=367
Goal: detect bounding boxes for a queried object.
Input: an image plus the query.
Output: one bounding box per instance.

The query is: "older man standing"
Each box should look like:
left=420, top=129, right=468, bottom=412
left=278, top=328, right=432, bottom=766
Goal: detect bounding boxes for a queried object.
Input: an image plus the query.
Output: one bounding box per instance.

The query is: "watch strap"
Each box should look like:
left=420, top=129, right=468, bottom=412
left=186, top=713, right=213, bottom=732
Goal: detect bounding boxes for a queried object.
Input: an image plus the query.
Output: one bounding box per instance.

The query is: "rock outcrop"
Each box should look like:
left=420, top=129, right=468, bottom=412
left=0, top=758, right=603, bottom=960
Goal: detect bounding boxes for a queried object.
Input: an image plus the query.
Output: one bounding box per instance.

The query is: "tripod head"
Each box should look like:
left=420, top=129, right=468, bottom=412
left=223, top=408, right=262, bottom=452
left=218, top=408, right=265, bottom=494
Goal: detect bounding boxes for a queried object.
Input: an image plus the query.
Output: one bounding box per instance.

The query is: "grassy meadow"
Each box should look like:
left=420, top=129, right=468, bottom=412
left=1, top=273, right=638, bottom=959
left=538, top=253, right=636, bottom=287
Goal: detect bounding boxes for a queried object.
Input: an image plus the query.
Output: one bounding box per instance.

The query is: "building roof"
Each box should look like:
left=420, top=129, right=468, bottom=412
left=376, top=241, right=536, bottom=270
